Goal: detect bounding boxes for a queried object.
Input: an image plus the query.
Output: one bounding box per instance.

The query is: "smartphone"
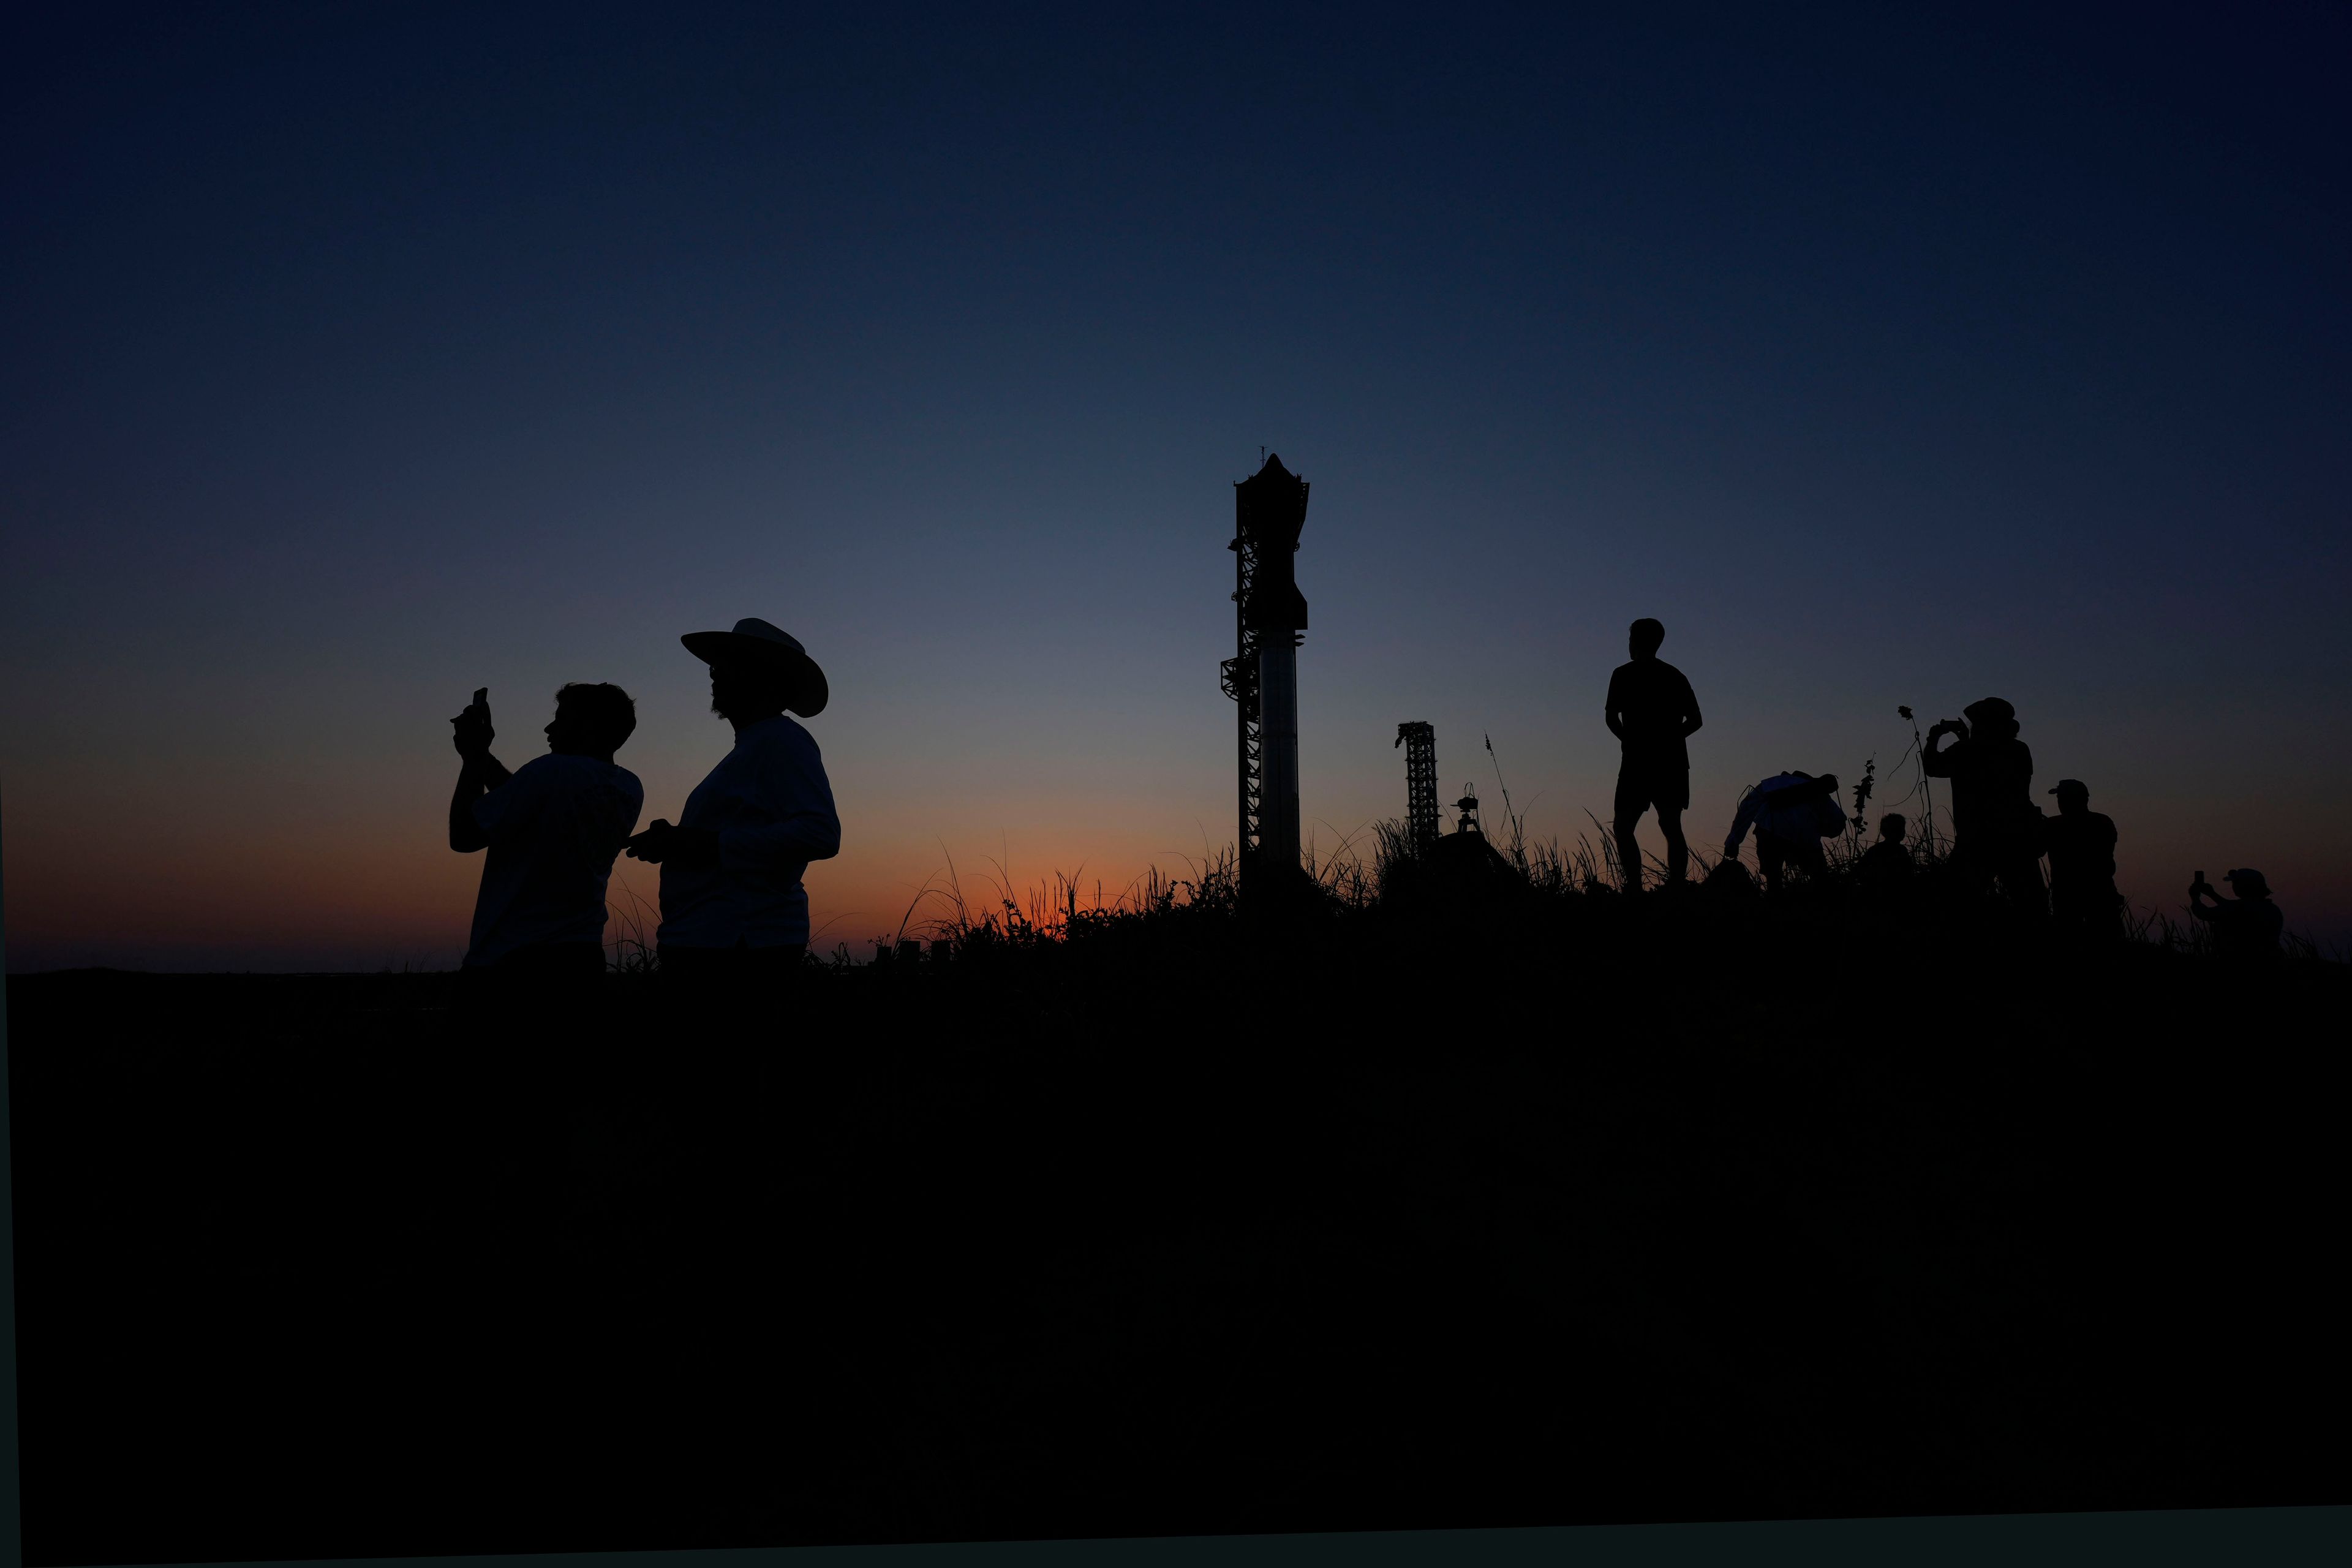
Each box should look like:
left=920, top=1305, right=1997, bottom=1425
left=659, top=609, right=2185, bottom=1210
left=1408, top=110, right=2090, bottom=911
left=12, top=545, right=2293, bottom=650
left=473, top=687, right=488, bottom=708
left=2195, top=870, right=2206, bottom=884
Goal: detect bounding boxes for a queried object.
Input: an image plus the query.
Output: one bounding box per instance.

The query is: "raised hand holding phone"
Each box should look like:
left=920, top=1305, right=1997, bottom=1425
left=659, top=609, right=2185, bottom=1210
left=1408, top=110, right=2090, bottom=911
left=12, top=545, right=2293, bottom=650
left=452, top=687, right=493, bottom=757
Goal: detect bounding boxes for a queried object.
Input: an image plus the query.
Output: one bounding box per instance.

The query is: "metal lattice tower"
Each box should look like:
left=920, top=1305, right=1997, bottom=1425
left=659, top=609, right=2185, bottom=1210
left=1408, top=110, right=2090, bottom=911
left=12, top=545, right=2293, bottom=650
left=1220, top=453, right=1309, bottom=883
left=1395, top=722, right=1438, bottom=853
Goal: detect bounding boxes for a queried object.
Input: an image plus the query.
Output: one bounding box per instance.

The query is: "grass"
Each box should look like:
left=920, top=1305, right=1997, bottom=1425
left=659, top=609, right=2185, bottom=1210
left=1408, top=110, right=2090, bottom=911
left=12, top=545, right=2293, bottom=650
left=11, top=834, right=2345, bottom=1561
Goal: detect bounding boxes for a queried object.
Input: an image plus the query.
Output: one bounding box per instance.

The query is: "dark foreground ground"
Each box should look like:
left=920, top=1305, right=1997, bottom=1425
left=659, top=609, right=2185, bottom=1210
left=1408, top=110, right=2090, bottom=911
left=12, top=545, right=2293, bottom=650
left=10, top=891, right=2349, bottom=1561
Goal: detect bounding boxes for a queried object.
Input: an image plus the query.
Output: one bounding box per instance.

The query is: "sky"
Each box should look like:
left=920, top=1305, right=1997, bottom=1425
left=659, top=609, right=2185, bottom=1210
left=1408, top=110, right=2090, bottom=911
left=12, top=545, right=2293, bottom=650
left=5, top=2, right=2349, bottom=970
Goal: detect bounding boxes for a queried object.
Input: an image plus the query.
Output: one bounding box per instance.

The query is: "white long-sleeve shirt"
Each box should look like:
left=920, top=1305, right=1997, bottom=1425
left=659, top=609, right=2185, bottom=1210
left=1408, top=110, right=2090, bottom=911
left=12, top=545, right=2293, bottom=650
left=657, top=715, right=841, bottom=949
left=1726, top=772, right=1847, bottom=849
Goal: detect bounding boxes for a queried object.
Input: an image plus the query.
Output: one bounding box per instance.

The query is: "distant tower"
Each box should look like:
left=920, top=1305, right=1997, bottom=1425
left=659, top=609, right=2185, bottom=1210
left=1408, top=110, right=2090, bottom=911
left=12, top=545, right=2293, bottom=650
left=1395, top=722, right=1438, bottom=853
left=1455, top=785, right=1485, bottom=837
left=1220, top=453, right=1310, bottom=885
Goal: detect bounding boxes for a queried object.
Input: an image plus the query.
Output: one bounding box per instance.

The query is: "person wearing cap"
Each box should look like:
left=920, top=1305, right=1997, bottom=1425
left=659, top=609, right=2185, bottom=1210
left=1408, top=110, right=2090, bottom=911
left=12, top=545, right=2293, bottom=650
left=448, top=682, right=645, bottom=999
left=1721, top=769, right=1845, bottom=892
left=2189, top=869, right=2283, bottom=960
left=2043, top=780, right=2121, bottom=939
left=624, top=618, right=840, bottom=990
left=1921, top=696, right=2046, bottom=914
left=1604, top=617, right=1703, bottom=892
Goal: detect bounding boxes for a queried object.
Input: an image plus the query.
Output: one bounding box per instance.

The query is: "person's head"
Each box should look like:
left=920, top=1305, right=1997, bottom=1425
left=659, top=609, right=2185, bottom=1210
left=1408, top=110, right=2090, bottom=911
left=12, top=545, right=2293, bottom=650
left=2049, top=779, right=2089, bottom=815
left=546, top=683, right=635, bottom=759
left=1628, top=618, right=1665, bottom=658
left=1963, top=696, right=2019, bottom=741
left=707, top=657, right=799, bottom=724
left=2225, top=868, right=2272, bottom=901
left=1880, top=813, right=1907, bottom=843
left=706, top=658, right=790, bottom=724
left=682, top=617, right=829, bottom=725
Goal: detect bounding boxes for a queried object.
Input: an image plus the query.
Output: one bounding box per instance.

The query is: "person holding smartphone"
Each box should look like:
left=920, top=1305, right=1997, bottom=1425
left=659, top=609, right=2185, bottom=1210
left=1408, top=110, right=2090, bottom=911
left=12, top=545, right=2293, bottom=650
left=1921, top=696, right=2046, bottom=914
left=449, top=682, right=644, bottom=999
left=2189, top=868, right=2283, bottom=960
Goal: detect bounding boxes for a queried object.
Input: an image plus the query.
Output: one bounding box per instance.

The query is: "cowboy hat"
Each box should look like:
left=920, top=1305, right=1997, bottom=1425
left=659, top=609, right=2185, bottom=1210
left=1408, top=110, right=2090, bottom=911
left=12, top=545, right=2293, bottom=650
left=680, top=617, right=829, bottom=717
left=1962, top=696, right=2016, bottom=725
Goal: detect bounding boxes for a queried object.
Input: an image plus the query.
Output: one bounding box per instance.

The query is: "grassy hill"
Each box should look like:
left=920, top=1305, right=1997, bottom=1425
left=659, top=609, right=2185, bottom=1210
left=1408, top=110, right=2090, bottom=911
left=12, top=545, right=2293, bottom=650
left=9, top=854, right=2345, bottom=1559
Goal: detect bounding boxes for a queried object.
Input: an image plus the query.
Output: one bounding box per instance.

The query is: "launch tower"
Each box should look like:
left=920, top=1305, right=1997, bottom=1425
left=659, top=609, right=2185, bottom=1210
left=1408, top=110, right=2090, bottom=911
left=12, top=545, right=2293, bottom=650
left=1220, top=453, right=1310, bottom=885
left=1395, top=722, right=1438, bottom=854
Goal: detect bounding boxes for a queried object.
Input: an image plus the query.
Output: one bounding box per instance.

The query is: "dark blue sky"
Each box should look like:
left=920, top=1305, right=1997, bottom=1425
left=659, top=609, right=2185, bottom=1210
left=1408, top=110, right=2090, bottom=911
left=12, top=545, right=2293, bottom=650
left=6, top=3, right=2348, bottom=967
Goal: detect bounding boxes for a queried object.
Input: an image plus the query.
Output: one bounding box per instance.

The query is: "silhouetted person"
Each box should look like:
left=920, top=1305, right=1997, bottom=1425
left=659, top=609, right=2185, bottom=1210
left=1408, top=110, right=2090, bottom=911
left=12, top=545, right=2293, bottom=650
left=1922, top=697, right=2047, bottom=915
left=1605, top=618, right=1702, bottom=892
left=1859, top=812, right=1915, bottom=891
left=1723, top=771, right=1844, bottom=892
left=448, top=683, right=643, bottom=1003
left=625, top=618, right=839, bottom=1003
left=2190, top=868, right=2282, bottom=960
left=2043, top=780, right=2121, bottom=940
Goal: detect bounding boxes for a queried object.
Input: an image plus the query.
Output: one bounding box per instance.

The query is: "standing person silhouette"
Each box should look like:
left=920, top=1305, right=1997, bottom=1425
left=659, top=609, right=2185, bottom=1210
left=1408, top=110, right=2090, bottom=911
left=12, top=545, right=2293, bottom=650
left=446, top=683, right=643, bottom=1253
left=1921, top=696, right=2047, bottom=914
left=2043, top=780, right=2122, bottom=939
left=625, top=618, right=840, bottom=1001
left=448, top=682, right=644, bottom=1002
left=621, top=619, right=842, bottom=1457
left=1605, top=618, right=1702, bottom=892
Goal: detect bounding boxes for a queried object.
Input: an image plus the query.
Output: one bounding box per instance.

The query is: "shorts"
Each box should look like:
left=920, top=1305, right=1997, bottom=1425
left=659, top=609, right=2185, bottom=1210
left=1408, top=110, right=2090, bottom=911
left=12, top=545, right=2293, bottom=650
left=1615, top=761, right=1689, bottom=817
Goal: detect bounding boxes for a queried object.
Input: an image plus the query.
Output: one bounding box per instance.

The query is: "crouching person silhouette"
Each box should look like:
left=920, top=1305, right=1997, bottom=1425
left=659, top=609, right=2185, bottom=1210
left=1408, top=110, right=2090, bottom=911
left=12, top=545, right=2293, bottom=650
left=626, top=618, right=840, bottom=1011
left=1723, top=771, right=1845, bottom=893
left=2189, top=869, right=2283, bottom=961
left=450, top=682, right=644, bottom=1011
left=1859, top=812, right=1915, bottom=894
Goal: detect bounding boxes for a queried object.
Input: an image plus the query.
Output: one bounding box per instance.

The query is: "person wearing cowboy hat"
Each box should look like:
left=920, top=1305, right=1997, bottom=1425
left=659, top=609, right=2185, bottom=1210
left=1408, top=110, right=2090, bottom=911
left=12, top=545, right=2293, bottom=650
left=2043, top=779, right=2122, bottom=940
left=2189, top=867, right=2283, bottom=960
left=1922, top=696, right=2047, bottom=914
left=625, top=618, right=839, bottom=987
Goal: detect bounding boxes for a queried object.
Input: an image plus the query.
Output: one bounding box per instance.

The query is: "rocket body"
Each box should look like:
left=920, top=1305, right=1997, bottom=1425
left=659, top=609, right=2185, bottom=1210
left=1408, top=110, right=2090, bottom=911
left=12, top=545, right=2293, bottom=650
left=1258, top=639, right=1300, bottom=875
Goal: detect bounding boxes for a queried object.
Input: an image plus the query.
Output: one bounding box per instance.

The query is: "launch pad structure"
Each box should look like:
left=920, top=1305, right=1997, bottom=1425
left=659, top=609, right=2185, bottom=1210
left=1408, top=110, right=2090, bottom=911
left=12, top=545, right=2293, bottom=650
left=1221, top=453, right=1310, bottom=887
left=1395, top=722, right=1438, bottom=853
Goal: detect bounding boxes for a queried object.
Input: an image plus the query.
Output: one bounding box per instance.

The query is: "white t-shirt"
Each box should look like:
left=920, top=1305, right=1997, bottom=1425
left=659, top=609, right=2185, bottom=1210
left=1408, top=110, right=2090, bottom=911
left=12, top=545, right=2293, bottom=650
left=657, top=715, right=840, bottom=949
left=464, top=753, right=645, bottom=967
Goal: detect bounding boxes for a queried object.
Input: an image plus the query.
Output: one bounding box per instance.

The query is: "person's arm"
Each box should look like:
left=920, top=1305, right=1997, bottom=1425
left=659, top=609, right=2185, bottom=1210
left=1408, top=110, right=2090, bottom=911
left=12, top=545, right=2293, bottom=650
left=1723, top=789, right=1759, bottom=858
left=1680, top=676, right=1702, bottom=738
left=1921, top=722, right=1961, bottom=777
left=629, top=740, right=841, bottom=870
left=716, top=741, right=842, bottom=869
left=448, top=754, right=514, bottom=852
left=448, top=691, right=513, bottom=852
left=1603, top=670, right=1625, bottom=743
